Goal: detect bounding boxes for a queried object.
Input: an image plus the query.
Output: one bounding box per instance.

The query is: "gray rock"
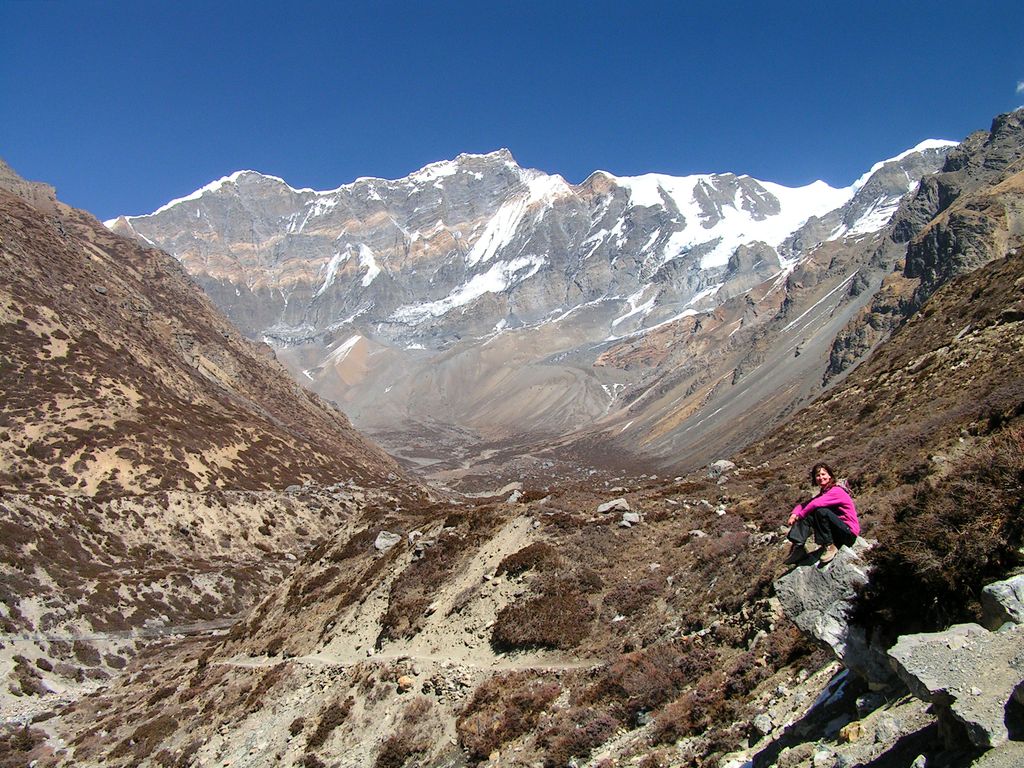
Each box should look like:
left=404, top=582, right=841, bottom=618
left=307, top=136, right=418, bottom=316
left=506, top=489, right=523, bottom=504
left=872, top=713, right=902, bottom=744
left=888, top=622, right=1024, bottom=749
left=774, top=539, right=895, bottom=687
left=622, top=512, right=641, bottom=525
left=708, top=459, right=736, bottom=478
left=374, top=531, right=403, bottom=552
left=980, top=574, right=1024, bottom=630
left=597, top=498, right=630, bottom=514
left=752, top=713, right=774, bottom=736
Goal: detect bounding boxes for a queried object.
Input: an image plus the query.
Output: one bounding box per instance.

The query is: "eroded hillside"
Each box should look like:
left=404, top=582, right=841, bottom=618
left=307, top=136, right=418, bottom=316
left=0, top=163, right=428, bottom=731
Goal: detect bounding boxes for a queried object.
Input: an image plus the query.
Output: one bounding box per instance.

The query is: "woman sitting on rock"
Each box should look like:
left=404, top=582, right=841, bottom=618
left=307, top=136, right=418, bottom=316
left=784, top=462, right=860, bottom=566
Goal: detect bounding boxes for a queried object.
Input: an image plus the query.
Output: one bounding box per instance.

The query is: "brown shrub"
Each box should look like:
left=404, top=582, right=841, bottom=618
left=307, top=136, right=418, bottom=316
left=374, top=701, right=434, bottom=768
left=109, top=714, right=178, bottom=760
left=496, top=542, right=561, bottom=577
left=457, top=672, right=561, bottom=760
left=537, top=707, right=620, bottom=768
left=583, top=639, right=718, bottom=725
left=491, top=585, right=595, bottom=651
left=857, top=428, right=1024, bottom=636
left=0, top=724, right=44, bottom=768
left=306, top=697, right=353, bottom=750
left=603, top=578, right=663, bottom=618
left=653, top=671, right=734, bottom=744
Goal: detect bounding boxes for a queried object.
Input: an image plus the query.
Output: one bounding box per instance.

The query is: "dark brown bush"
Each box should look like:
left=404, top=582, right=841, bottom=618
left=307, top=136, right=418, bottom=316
left=495, top=542, right=561, bottom=577
left=289, top=717, right=305, bottom=736
left=109, top=714, right=178, bottom=760
left=537, top=707, right=620, bottom=768
left=374, top=724, right=429, bottom=768
left=457, top=672, right=561, bottom=760
left=857, top=428, right=1024, bottom=636
left=603, top=578, right=663, bottom=618
left=306, top=697, right=353, bottom=750
left=583, top=640, right=718, bottom=725
left=653, top=671, right=736, bottom=744
left=491, top=586, right=595, bottom=651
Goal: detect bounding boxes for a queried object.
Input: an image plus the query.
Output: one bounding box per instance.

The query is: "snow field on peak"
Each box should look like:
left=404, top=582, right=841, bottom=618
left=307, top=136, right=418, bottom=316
left=465, top=171, right=572, bottom=268
left=850, top=139, right=958, bottom=191
left=391, top=255, right=547, bottom=324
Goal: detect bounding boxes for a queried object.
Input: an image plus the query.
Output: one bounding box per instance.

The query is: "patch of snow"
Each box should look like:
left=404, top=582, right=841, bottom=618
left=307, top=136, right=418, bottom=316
left=850, top=139, right=958, bottom=191
left=323, top=335, right=362, bottom=366
left=611, top=289, right=658, bottom=328
left=781, top=271, right=859, bottom=333
left=358, top=244, right=381, bottom=287
left=465, top=171, right=571, bottom=267
left=314, top=249, right=351, bottom=298
left=392, top=255, right=547, bottom=324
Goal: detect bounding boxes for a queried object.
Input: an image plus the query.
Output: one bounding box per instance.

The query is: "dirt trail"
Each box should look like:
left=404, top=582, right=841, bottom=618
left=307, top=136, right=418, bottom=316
left=221, top=647, right=603, bottom=672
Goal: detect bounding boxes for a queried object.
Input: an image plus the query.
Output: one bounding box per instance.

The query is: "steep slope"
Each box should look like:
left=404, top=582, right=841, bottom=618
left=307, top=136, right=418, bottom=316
left=106, top=144, right=954, bottom=481
left=44, top=128, right=1024, bottom=767
left=1, top=161, right=399, bottom=495
left=0, top=162, right=424, bottom=724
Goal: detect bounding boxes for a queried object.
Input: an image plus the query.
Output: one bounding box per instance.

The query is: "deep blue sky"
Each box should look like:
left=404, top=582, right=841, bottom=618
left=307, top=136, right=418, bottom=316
left=3, top=0, right=1022, bottom=221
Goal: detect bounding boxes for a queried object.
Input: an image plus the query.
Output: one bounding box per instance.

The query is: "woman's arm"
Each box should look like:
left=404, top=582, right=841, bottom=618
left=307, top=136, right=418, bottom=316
left=798, top=486, right=852, bottom=518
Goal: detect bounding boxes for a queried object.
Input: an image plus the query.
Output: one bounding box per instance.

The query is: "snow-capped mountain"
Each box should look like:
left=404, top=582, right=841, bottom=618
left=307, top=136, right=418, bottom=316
left=107, top=141, right=955, bottom=479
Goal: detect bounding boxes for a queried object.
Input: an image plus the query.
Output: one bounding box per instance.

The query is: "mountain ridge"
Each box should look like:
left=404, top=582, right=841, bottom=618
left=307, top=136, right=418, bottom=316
left=103, top=140, right=956, bottom=487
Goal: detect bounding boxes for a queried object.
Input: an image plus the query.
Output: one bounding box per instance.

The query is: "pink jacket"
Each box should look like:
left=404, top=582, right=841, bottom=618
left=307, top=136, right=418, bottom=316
left=790, top=485, right=860, bottom=536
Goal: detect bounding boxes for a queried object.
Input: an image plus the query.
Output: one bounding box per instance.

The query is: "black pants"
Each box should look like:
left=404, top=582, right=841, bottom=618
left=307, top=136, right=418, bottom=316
left=787, top=506, right=856, bottom=548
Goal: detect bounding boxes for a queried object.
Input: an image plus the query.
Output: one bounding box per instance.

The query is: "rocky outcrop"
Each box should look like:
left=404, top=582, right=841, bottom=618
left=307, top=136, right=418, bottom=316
left=982, top=574, right=1024, bottom=630
left=827, top=109, right=1024, bottom=380
left=889, top=623, right=1024, bottom=749
left=774, top=539, right=896, bottom=689
left=777, top=552, right=1024, bottom=759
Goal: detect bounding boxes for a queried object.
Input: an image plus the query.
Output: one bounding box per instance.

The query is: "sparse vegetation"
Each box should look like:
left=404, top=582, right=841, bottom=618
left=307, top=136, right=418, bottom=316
left=492, top=580, right=595, bottom=651
left=306, top=697, right=354, bottom=750
left=457, top=672, right=561, bottom=760
left=495, top=541, right=561, bottom=577
left=857, top=428, right=1024, bottom=636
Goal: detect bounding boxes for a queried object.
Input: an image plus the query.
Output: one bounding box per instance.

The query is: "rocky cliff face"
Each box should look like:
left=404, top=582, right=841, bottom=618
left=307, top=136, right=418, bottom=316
left=107, top=143, right=954, bottom=481
left=827, top=109, right=1024, bottom=379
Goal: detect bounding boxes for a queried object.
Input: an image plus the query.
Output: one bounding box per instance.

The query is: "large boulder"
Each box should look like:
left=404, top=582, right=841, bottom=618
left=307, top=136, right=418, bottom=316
left=889, top=622, right=1024, bottom=749
left=774, top=539, right=896, bottom=688
left=708, top=459, right=737, bottom=479
left=980, top=574, right=1024, bottom=630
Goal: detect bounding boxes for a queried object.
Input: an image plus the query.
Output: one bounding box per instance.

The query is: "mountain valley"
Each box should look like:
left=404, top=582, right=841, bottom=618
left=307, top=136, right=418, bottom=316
left=1, top=109, right=1023, bottom=768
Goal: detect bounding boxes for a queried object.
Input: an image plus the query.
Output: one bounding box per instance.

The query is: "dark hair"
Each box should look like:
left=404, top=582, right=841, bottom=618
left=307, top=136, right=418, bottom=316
left=810, top=462, right=837, bottom=490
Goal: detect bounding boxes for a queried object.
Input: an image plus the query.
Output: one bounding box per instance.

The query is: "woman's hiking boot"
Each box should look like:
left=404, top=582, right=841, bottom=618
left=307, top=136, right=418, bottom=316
left=783, top=542, right=806, bottom=565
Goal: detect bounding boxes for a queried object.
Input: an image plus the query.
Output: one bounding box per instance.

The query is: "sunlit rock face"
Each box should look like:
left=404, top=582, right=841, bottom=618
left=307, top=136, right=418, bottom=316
left=108, top=143, right=953, bottom=472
